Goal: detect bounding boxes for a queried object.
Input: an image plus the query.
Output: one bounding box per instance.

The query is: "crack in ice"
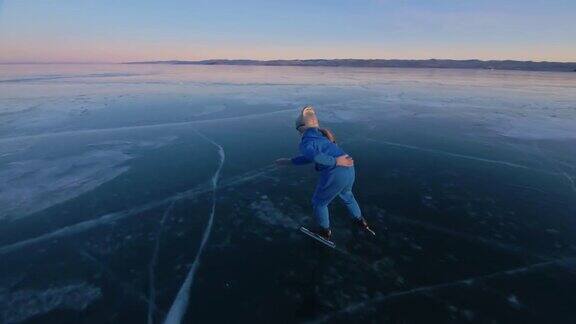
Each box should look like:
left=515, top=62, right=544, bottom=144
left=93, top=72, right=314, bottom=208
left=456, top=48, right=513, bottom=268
left=310, top=257, right=576, bottom=323
left=0, top=164, right=276, bottom=255
left=78, top=249, right=159, bottom=315
left=0, top=108, right=294, bottom=144
left=366, top=138, right=556, bottom=174
left=561, top=171, right=576, bottom=197
left=534, top=142, right=576, bottom=198
left=148, top=202, right=175, bottom=324
left=163, top=132, right=225, bottom=324
left=387, top=214, right=546, bottom=260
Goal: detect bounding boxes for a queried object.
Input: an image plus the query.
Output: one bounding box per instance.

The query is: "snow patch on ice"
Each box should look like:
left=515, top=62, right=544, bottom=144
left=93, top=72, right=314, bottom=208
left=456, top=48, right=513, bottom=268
left=250, top=199, right=298, bottom=229
left=0, top=283, right=101, bottom=324
left=0, top=150, right=130, bottom=221
left=0, top=137, right=176, bottom=221
left=507, top=294, right=522, bottom=308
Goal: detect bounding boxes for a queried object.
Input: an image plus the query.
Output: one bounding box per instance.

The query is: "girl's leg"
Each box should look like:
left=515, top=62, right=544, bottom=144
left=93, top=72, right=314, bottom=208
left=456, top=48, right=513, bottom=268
left=338, top=190, right=362, bottom=220
left=338, top=167, right=362, bottom=219
left=312, top=172, right=342, bottom=229
left=312, top=204, right=331, bottom=229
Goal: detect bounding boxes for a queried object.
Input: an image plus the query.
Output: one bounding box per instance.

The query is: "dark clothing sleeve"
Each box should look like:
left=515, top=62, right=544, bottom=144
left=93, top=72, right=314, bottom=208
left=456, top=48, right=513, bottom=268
left=291, top=155, right=313, bottom=165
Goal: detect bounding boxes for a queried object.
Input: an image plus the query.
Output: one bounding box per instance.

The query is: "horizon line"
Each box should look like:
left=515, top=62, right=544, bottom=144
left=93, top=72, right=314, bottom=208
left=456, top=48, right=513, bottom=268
left=1, top=57, right=576, bottom=65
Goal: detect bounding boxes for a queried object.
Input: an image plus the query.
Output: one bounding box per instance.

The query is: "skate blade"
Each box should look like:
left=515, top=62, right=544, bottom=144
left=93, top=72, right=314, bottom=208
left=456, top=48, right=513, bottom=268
left=299, top=226, right=336, bottom=248
left=366, top=227, right=376, bottom=236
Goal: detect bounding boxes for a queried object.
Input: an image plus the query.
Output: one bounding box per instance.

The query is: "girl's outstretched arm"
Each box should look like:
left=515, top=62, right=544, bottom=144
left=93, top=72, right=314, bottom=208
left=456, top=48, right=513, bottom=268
left=275, top=157, right=312, bottom=166
left=290, top=156, right=313, bottom=165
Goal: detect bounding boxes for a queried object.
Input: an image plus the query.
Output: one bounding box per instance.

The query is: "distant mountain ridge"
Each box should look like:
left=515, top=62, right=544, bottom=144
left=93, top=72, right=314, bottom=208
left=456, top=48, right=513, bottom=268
left=125, top=59, right=576, bottom=72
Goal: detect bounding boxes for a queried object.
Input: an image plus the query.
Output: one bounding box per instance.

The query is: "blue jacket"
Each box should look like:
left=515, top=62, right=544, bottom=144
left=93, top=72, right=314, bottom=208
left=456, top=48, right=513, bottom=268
left=291, top=128, right=347, bottom=171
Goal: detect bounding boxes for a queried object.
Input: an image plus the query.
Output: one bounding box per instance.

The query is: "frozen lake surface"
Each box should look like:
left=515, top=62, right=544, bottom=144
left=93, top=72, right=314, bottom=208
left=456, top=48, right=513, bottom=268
left=1, top=64, right=575, bottom=323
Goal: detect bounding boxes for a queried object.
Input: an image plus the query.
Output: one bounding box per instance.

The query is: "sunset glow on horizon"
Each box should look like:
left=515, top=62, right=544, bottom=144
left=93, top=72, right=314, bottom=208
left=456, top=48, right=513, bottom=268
left=1, top=0, right=575, bottom=63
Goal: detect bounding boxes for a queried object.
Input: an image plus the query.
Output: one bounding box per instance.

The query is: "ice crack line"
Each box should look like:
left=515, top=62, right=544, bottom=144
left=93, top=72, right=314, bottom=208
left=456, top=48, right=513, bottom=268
left=387, top=214, right=546, bottom=260
left=534, top=142, right=576, bottom=199
left=366, top=138, right=556, bottom=174
left=78, top=249, right=161, bottom=316
left=0, top=164, right=276, bottom=256
left=148, top=201, right=175, bottom=324
left=0, top=108, right=294, bottom=144
left=309, top=257, right=576, bottom=323
left=561, top=171, right=576, bottom=197
left=163, top=132, right=225, bottom=324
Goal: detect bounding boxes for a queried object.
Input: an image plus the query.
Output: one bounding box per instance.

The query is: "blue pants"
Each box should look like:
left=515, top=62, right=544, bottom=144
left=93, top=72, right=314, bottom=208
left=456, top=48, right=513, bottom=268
left=312, top=166, right=362, bottom=229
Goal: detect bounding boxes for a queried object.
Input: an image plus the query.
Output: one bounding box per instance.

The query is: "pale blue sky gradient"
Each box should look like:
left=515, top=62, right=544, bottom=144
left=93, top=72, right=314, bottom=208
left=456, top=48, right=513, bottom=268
left=0, top=0, right=575, bottom=62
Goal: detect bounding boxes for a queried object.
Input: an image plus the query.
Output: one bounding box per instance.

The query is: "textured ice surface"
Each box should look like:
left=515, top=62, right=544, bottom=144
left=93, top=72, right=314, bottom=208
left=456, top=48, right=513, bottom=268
left=0, top=150, right=130, bottom=221
left=164, top=133, right=225, bottom=324
left=0, top=64, right=575, bottom=323
left=492, top=116, right=576, bottom=140
left=0, top=137, right=175, bottom=221
left=250, top=198, right=299, bottom=229
left=0, top=283, right=101, bottom=324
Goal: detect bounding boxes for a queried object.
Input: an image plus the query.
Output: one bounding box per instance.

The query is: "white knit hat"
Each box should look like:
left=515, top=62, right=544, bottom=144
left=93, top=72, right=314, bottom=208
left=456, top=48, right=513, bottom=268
left=295, top=105, right=319, bottom=131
